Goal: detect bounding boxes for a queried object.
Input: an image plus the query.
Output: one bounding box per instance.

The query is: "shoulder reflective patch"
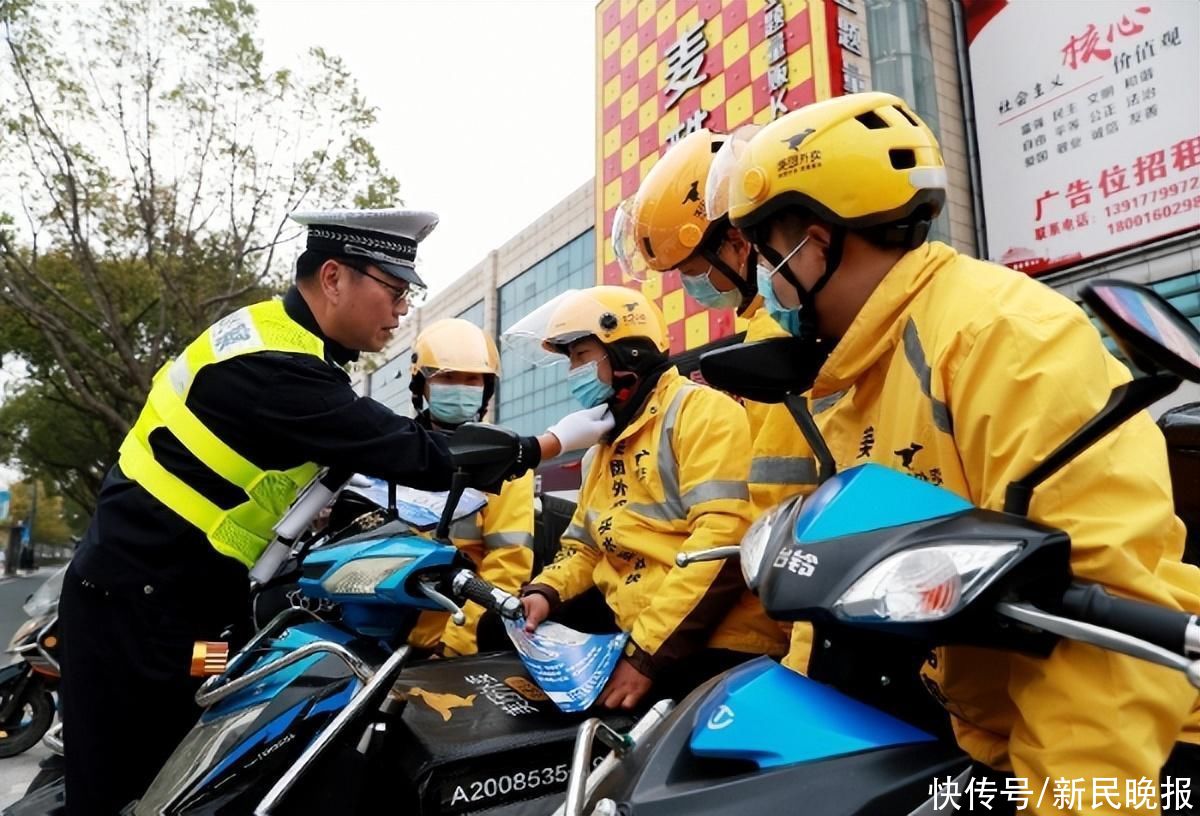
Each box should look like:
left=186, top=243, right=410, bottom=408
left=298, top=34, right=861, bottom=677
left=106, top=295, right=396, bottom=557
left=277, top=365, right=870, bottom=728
left=210, top=308, right=265, bottom=358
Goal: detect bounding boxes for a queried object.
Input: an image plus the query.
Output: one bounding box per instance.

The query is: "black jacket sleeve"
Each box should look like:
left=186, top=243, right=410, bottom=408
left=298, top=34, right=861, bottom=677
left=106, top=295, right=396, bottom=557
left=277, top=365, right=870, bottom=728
left=234, top=353, right=454, bottom=490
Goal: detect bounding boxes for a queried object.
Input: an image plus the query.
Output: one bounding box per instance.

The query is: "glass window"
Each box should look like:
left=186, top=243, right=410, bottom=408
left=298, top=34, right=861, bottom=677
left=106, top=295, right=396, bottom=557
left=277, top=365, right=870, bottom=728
left=457, top=300, right=485, bottom=328
left=370, top=348, right=413, bottom=415
left=496, top=229, right=596, bottom=435
left=866, top=0, right=950, bottom=243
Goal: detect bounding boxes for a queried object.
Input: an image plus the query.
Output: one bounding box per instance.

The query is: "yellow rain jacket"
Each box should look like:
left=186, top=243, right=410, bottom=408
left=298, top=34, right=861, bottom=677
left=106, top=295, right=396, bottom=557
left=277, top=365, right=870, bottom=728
left=742, top=307, right=789, bottom=440
left=409, top=472, right=535, bottom=656
left=749, top=400, right=819, bottom=674
left=526, top=368, right=786, bottom=675
left=773, top=241, right=1198, bottom=811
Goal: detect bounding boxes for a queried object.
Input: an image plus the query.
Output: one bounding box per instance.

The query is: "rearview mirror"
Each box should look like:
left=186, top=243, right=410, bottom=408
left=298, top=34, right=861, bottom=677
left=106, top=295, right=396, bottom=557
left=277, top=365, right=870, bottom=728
left=699, top=336, right=825, bottom=404
left=447, top=423, right=519, bottom=489
left=1083, top=280, right=1200, bottom=382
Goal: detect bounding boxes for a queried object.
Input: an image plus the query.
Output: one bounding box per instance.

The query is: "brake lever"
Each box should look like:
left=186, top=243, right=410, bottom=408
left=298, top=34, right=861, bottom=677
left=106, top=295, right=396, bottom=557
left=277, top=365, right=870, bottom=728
left=417, top=580, right=467, bottom=626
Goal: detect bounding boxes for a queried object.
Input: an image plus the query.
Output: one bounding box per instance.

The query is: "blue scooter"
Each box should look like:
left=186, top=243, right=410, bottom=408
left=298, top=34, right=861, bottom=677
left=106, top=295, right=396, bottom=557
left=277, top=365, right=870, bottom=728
left=558, top=279, right=1200, bottom=816
left=127, top=424, right=631, bottom=816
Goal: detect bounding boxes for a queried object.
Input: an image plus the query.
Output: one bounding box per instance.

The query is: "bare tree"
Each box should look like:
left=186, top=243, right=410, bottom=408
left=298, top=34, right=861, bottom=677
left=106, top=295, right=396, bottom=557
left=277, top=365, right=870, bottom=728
left=0, top=0, right=402, bottom=508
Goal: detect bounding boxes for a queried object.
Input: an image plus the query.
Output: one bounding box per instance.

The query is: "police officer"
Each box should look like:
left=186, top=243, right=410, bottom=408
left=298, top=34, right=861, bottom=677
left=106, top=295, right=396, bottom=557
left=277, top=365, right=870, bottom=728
left=59, top=209, right=613, bottom=814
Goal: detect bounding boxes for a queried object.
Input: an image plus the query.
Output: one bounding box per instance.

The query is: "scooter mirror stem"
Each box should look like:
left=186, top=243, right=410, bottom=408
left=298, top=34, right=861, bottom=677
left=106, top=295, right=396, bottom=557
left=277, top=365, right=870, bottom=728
left=676, top=546, right=741, bottom=567
left=435, top=470, right=471, bottom=542
left=1004, top=374, right=1179, bottom=516
left=784, top=393, right=835, bottom=484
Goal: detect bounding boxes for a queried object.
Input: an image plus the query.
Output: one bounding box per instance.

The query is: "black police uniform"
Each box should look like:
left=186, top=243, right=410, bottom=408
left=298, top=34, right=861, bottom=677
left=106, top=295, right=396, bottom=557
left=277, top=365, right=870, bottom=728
left=60, top=287, right=455, bottom=815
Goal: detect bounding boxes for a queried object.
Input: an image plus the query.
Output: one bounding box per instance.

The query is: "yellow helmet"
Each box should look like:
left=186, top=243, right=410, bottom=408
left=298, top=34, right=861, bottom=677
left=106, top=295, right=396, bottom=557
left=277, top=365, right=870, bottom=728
left=720, top=93, right=946, bottom=240
left=409, top=318, right=499, bottom=419
left=542, top=286, right=668, bottom=354
left=613, top=129, right=725, bottom=279
left=410, top=318, right=499, bottom=378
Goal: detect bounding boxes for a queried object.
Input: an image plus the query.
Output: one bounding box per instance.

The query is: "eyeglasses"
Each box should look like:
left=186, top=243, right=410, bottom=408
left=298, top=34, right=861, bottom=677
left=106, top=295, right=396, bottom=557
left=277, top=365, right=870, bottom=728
left=345, top=262, right=426, bottom=307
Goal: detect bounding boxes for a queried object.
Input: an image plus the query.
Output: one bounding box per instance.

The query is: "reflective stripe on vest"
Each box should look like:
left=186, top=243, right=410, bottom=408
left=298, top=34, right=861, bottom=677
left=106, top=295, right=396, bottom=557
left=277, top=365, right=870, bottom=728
left=118, top=300, right=326, bottom=568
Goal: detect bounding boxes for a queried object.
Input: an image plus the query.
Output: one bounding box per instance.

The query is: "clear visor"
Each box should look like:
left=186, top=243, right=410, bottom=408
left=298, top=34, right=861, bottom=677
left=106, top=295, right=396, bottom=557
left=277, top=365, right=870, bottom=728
left=500, top=289, right=619, bottom=368
left=705, top=123, right=763, bottom=221
left=612, top=198, right=653, bottom=281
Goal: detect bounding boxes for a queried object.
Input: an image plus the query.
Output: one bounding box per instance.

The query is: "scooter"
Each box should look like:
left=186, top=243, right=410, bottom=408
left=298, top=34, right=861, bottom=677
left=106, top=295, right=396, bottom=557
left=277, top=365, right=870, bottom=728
left=127, top=424, right=632, bottom=816
left=557, top=279, right=1200, bottom=816
left=1, top=565, right=65, bottom=759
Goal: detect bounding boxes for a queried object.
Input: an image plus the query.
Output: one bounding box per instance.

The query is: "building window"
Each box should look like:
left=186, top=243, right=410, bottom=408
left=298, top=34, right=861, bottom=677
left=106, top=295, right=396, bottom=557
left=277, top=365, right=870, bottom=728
left=458, top=299, right=485, bottom=328
left=496, top=230, right=595, bottom=436
left=370, top=348, right=413, bottom=416
left=866, top=0, right=950, bottom=243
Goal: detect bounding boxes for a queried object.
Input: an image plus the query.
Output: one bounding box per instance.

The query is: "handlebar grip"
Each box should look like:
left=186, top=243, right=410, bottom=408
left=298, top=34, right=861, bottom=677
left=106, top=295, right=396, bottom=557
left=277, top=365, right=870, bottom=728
left=1060, top=583, right=1194, bottom=655
left=451, top=571, right=523, bottom=620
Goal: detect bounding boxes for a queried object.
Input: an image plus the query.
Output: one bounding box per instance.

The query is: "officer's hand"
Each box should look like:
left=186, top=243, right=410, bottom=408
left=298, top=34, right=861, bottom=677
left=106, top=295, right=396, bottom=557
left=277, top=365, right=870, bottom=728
left=598, top=659, right=653, bottom=710
left=521, top=593, right=551, bottom=633
left=546, top=405, right=615, bottom=454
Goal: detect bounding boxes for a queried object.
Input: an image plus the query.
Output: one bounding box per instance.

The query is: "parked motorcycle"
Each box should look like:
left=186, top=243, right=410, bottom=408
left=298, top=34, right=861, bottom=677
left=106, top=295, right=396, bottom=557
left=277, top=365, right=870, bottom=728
left=558, top=279, right=1200, bottom=816
left=1, top=565, right=65, bottom=758
left=126, top=424, right=631, bottom=816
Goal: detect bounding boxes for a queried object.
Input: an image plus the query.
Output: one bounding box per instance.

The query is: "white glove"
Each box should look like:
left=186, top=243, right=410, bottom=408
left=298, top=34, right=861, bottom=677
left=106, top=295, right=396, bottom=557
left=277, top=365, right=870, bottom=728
left=546, top=405, right=615, bottom=454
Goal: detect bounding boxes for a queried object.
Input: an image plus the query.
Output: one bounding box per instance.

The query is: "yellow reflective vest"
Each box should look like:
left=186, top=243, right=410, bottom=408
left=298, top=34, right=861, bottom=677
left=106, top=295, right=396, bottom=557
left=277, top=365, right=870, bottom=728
left=408, top=471, right=535, bottom=655
left=528, top=368, right=786, bottom=672
left=118, top=300, right=325, bottom=568
left=767, top=241, right=1198, bottom=811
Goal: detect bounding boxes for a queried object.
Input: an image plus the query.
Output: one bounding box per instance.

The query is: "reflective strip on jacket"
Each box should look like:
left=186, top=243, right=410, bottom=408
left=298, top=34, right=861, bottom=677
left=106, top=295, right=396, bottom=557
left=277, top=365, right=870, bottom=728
left=529, top=368, right=786, bottom=674
left=117, top=300, right=324, bottom=568
left=408, top=471, right=535, bottom=655
left=781, top=241, right=1198, bottom=812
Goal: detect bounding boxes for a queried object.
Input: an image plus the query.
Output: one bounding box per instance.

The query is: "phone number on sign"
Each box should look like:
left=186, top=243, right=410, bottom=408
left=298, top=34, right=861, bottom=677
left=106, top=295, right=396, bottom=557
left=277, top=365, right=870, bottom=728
left=1107, top=195, right=1200, bottom=235
left=1103, top=175, right=1200, bottom=216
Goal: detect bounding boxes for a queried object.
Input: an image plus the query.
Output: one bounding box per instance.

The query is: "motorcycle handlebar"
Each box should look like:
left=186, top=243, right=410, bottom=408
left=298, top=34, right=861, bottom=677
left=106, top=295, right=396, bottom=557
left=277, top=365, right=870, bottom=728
left=450, top=570, right=523, bottom=620
left=1059, top=583, right=1198, bottom=657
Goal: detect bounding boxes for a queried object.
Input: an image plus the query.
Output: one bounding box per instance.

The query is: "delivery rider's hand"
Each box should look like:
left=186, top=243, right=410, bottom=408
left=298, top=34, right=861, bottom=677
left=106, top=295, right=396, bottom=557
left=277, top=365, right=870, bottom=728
left=599, top=658, right=653, bottom=710
left=520, top=593, right=551, bottom=633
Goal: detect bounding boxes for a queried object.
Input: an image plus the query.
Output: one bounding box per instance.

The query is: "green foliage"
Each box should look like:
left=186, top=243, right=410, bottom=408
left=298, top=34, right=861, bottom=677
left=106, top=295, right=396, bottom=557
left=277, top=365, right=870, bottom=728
left=5, top=479, right=79, bottom=546
left=0, top=0, right=402, bottom=510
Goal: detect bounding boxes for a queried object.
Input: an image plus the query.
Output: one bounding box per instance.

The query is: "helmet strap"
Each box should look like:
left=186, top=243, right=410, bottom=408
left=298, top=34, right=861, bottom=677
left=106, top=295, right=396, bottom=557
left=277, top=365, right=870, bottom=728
left=698, top=244, right=756, bottom=310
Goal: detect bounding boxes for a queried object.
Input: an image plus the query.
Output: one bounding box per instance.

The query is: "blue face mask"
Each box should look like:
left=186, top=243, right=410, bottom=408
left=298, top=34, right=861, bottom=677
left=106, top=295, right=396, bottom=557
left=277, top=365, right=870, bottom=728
left=428, top=383, right=484, bottom=426
left=567, top=360, right=615, bottom=408
left=757, top=261, right=801, bottom=337
left=681, top=267, right=742, bottom=310
left=756, top=235, right=810, bottom=337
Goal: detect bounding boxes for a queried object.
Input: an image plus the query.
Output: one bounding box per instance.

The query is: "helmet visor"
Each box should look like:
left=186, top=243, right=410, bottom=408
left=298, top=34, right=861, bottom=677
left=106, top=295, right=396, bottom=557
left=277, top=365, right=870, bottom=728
left=612, top=198, right=654, bottom=282
left=705, top=123, right=763, bottom=222
left=502, top=289, right=643, bottom=368
left=500, top=291, right=578, bottom=369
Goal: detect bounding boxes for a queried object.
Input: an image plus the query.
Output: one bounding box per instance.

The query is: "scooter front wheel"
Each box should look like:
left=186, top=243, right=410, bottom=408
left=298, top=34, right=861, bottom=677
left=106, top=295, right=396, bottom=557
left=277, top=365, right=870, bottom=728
left=0, top=686, right=55, bottom=758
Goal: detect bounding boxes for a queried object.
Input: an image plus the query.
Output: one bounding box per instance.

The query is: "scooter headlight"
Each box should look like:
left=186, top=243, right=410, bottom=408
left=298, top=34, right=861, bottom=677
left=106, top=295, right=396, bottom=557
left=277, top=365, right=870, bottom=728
left=741, top=495, right=804, bottom=590
left=134, top=701, right=271, bottom=814
left=321, top=556, right=414, bottom=595
left=833, top=543, right=1021, bottom=623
